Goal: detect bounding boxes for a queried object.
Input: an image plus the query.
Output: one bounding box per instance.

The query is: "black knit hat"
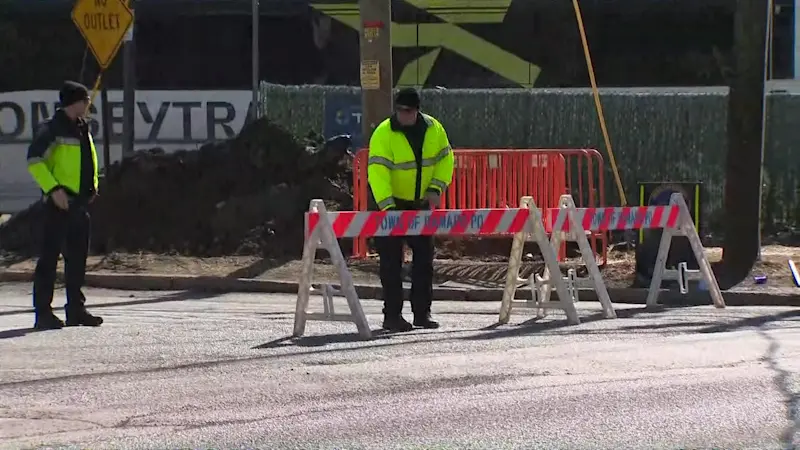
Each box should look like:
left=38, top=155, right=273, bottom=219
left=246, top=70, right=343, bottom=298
left=395, top=87, right=420, bottom=109
left=59, top=81, right=90, bottom=107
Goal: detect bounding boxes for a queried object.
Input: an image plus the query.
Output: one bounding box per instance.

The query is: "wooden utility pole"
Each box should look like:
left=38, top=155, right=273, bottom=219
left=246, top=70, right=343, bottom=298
left=122, top=0, right=136, bottom=159
left=722, top=0, right=768, bottom=283
left=358, top=0, right=393, bottom=144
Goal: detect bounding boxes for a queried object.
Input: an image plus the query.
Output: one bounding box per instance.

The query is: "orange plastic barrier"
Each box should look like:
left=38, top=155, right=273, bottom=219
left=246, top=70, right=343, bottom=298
left=351, top=148, right=608, bottom=263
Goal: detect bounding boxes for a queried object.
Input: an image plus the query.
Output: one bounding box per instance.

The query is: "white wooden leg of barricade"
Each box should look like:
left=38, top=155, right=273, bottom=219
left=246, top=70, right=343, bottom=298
left=531, top=228, right=569, bottom=319
left=499, top=197, right=581, bottom=325
left=557, top=195, right=617, bottom=319
left=293, top=200, right=372, bottom=339
left=534, top=231, right=561, bottom=319
left=512, top=196, right=616, bottom=322
left=498, top=198, right=531, bottom=325
left=645, top=194, right=725, bottom=309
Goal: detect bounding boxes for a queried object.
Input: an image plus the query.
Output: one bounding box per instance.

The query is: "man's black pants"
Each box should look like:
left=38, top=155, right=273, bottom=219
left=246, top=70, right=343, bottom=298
left=375, top=234, right=434, bottom=318
left=33, top=200, right=91, bottom=314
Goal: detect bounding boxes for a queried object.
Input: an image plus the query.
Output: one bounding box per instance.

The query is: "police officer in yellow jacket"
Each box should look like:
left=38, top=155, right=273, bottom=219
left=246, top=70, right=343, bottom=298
left=368, top=88, right=454, bottom=332
left=27, top=81, right=103, bottom=330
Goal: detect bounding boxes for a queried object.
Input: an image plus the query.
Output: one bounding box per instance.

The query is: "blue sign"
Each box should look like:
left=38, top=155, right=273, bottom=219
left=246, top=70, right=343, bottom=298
left=323, top=92, right=363, bottom=149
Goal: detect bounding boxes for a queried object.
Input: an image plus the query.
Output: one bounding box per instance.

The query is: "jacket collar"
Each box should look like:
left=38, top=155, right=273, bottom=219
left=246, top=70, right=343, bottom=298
left=390, top=112, right=432, bottom=131
left=53, top=108, right=88, bottom=132
left=53, top=108, right=71, bottom=124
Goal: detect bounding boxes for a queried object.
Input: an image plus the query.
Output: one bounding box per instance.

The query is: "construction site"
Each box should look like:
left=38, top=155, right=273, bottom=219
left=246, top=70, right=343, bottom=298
left=0, top=0, right=794, bottom=293
left=0, top=108, right=797, bottom=294
left=6, top=0, right=800, bottom=448
left=0, top=118, right=628, bottom=286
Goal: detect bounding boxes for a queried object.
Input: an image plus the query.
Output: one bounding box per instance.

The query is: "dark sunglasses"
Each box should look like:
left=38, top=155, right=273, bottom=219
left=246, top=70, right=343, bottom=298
left=395, top=106, right=416, bottom=113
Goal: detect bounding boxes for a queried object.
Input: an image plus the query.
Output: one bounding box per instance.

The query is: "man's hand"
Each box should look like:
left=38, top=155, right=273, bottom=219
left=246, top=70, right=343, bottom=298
left=426, top=191, right=440, bottom=209
left=51, top=188, right=69, bottom=211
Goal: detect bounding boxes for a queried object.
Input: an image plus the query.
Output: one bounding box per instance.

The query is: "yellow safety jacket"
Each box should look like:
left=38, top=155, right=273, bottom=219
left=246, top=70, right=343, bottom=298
left=367, top=113, right=454, bottom=210
left=26, top=110, right=99, bottom=198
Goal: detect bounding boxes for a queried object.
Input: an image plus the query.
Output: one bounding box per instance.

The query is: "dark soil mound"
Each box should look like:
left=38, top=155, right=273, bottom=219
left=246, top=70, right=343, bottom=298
left=0, top=119, right=541, bottom=262
left=0, top=120, right=355, bottom=258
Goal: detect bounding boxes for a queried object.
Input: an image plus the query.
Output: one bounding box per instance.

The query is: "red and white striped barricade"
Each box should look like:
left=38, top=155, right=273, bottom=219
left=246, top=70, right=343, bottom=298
left=499, top=193, right=725, bottom=326
left=296, top=200, right=372, bottom=339
left=297, top=197, right=548, bottom=339
left=499, top=196, right=615, bottom=325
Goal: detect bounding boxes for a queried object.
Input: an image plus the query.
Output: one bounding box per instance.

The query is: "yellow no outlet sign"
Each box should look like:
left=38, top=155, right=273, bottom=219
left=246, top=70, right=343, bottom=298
left=71, top=0, right=134, bottom=69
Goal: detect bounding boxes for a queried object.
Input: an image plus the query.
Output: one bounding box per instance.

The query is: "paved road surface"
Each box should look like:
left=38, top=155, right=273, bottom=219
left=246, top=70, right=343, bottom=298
left=1, top=283, right=799, bottom=449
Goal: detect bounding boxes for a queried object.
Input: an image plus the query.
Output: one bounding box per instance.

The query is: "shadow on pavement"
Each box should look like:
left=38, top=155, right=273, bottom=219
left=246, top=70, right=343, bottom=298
left=1, top=330, right=474, bottom=389
left=0, top=327, right=36, bottom=340
left=253, top=332, right=389, bottom=349
left=253, top=327, right=473, bottom=350
left=616, top=321, right=718, bottom=331
left=697, top=309, right=800, bottom=334
left=461, top=305, right=682, bottom=341
left=0, top=290, right=220, bottom=317
left=252, top=305, right=707, bottom=351
left=225, top=257, right=293, bottom=279
left=0, top=338, right=422, bottom=389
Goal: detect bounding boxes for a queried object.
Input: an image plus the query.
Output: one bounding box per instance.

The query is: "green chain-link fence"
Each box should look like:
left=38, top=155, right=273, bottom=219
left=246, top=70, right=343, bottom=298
left=259, top=83, right=800, bottom=235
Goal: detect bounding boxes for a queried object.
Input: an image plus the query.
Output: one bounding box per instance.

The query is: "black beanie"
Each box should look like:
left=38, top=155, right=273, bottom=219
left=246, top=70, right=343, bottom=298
left=395, top=87, right=420, bottom=109
left=59, top=81, right=90, bottom=107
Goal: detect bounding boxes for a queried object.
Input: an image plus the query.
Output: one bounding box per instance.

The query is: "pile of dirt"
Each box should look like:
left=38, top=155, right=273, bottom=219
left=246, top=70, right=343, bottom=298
left=0, top=120, right=355, bottom=258
left=0, top=119, right=549, bottom=262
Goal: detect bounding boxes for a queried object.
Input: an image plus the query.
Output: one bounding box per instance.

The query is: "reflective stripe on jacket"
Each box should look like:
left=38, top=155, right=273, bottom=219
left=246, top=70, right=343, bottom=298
left=26, top=110, right=99, bottom=197
left=367, top=113, right=454, bottom=210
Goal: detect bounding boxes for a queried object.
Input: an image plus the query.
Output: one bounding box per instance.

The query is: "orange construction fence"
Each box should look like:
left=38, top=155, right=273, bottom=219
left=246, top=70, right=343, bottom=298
left=351, top=148, right=608, bottom=263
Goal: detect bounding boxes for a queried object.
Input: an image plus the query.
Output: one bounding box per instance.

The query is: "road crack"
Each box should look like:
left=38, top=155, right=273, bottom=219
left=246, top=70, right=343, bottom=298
left=758, top=326, right=800, bottom=450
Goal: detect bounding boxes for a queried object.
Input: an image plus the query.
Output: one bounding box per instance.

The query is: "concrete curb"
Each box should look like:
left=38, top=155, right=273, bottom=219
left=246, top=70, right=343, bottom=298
left=2, top=269, right=800, bottom=307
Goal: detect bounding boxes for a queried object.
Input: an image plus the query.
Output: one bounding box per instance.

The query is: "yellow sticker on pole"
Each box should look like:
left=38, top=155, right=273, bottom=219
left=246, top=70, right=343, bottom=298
left=71, top=0, right=134, bottom=69
left=360, top=60, right=380, bottom=90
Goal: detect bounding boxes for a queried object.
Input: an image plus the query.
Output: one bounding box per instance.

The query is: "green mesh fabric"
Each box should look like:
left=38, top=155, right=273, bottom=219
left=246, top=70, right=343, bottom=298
left=260, top=83, right=800, bottom=233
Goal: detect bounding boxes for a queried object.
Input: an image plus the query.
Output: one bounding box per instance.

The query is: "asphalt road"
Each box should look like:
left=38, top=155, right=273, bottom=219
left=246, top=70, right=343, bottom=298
left=1, top=283, right=799, bottom=450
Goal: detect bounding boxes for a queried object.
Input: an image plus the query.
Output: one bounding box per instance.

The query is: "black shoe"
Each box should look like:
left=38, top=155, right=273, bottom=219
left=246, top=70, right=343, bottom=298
left=413, top=315, right=440, bottom=329
left=65, top=309, right=103, bottom=327
left=382, top=316, right=413, bottom=332
left=34, top=312, right=65, bottom=330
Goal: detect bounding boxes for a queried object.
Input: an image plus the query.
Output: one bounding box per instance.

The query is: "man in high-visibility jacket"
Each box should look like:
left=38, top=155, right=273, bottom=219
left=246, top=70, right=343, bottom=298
left=368, top=88, right=454, bottom=332
left=27, top=80, right=103, bottom=330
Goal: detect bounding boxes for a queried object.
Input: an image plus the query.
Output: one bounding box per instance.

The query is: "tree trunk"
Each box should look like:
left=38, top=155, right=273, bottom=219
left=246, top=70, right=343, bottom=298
left=722, top=0, right=768, bottom=283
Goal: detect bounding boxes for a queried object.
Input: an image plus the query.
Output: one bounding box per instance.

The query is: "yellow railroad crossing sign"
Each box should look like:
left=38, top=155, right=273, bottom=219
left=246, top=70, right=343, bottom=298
left=71, top=0, right=134, bottom=69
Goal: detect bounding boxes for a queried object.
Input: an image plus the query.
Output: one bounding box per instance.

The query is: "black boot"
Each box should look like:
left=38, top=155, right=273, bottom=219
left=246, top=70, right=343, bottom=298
left=34, top=312, right=65, bottom=330
left=65, top=308, right=103, bottom=327
left=382, top=316, right=413, bottom=332
left=413, top=314, right=440, bottom=329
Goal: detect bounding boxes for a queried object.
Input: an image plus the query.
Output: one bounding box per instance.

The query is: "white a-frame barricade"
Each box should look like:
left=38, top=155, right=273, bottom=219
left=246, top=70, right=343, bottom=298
left=294, top=200, right=372, bottom=339
left=499, top=195, right=616, bottom=326
left=292, top=193, right=724, bottom=339
left=293, top=199, right=540, bottom=339
left=645, top=193, right=725, bottom=308
left=499, top=193, right=725, bottom=327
